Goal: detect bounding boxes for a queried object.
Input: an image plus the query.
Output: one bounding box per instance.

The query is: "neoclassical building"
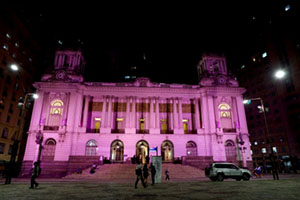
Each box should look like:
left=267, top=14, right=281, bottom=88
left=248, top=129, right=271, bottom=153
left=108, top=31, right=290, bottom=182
left=21, top=50, right=252, bottom=177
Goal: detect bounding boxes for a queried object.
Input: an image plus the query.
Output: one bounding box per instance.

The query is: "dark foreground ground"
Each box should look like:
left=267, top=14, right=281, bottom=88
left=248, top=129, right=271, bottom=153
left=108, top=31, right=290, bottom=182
left=1, top=176, right=300, bottom=200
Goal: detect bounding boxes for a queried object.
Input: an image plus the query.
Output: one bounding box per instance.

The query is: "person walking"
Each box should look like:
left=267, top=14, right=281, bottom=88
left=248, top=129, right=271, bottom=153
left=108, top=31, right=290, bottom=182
left=143, top=163, right=149, bottom=185
left=149, top=162, right=156, bottom=185
left=30, top=162, right=41, bottom=189
left=135, top=162, right=146, bottom=188
left=165, top=168, right=170, bottom=181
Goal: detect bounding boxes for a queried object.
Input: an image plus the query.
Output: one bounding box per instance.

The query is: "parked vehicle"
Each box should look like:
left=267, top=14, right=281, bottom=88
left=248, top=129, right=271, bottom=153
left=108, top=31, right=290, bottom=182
left=205, top=162, right=252, bottom=181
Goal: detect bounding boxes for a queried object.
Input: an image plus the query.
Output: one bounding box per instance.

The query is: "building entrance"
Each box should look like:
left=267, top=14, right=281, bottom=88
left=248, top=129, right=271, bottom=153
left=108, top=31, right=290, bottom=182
left=136, top=140, right=149, bottom=164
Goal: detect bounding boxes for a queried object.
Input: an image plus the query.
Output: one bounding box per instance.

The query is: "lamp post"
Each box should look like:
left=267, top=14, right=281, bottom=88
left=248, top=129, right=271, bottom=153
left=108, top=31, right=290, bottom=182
left=243, top=97, right=279, bottom=179
left=8, top=93, right=38, bottom=180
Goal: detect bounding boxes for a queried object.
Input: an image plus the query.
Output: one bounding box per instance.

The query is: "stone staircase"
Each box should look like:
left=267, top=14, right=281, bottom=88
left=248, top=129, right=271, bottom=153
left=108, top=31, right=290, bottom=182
left=64, top=163, right=205, bottom=182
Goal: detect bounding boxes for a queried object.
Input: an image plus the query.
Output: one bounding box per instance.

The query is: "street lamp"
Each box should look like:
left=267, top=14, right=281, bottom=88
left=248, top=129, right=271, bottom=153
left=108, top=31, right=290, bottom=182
left=274, top=69, right=286, bottom=79
left=243, top=97, right=279, bottom=179
left=9, top=93, right=38, bottom=179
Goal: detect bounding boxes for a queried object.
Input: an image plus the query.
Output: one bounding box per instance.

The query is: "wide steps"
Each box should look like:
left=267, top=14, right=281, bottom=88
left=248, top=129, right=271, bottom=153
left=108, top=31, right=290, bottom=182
left=64, top=163, right=205, bottom=181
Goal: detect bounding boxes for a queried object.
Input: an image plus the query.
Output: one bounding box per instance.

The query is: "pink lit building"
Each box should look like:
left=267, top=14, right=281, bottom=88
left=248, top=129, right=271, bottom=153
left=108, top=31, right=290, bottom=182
left=21, top=50, right=252, bottom=177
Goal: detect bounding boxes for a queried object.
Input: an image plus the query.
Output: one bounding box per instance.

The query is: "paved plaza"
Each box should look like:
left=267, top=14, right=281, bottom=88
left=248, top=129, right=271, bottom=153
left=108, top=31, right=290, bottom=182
left=1, top=174, right=300, bottom=200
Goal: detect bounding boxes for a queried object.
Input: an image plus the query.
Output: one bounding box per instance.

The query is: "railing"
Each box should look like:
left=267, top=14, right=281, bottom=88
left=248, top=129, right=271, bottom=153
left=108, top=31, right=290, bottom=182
left=160, top=130, right=174, bottom=134
left=185, top=130, right=197, bottom=134
left=43, top=126, right=59, bottom=131
left=136, top=129, right=149, bottom=134
left=223, top=128, right=237, bottom=133
left=86, top=128, right=100, bottom=133
left=111, top=129, right=125, bottom=134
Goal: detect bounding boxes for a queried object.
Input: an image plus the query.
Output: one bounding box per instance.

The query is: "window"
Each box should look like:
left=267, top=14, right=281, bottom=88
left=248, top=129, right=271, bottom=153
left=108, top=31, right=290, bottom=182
left=219, top=103, right=232, bottom=128
left=48, top=99, right=64, bottom=126
left=94, top=117, right=101, bottom=133
left=15, top=42, right=19, bottom=47
left=225, top=140, right=237, bottom=161
left=241, top=65, right=245, bottom=69
left=2, top=128, right=8, bottom=138
left=186, top=141, right=197, bottom=156
left=86, top=140, right=98, bottom=156
left=254, top=141, right=258, bottom=145
left=6, top=115, right=10, bottom=123
left=3, top=44, right=8, bottom=50
left=6, top=33, right=11, bottom=39
left=285, top=5, right=290, bottom=11
left=0, top=143, right=5, bottom=154
left=42, top=139, right=56, bottom=160
left=8, top=145, right=13, bottom=155
left=262, top=52, right=267, bottom=58
left=183, top=119, right=188, bottom=134
left=139, top=119, right=145, bottom=131
left=272, top=147, right=277, bottom=153
left=262, top=148, right=267, bottom=154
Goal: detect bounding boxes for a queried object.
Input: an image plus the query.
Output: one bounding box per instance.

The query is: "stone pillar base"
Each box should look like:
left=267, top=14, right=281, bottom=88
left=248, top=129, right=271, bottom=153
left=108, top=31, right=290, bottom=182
left=125, top=128, right=136, bottom=134
left=149, top=128, right=160, bottom=134
left=174, top=129, right=184, bottom=134
left=100, top=128, right=111, bottom=134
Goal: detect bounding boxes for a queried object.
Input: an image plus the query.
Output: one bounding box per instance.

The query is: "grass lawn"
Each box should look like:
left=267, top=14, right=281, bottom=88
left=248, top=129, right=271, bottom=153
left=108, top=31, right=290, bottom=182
left=1, top=179, right=300, bottom=200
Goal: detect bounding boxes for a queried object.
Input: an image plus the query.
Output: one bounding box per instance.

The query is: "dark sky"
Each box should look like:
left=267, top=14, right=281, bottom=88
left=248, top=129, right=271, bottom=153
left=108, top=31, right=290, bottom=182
left=10, top=1, right=299, bottom=84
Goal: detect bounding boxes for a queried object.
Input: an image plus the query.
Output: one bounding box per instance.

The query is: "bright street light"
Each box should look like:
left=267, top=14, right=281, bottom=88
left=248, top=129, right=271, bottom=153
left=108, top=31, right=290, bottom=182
left=33, top=94, right=39, bottom=99
left=274, top=69, right=286, bottom=79
left=10, top=64, right=19, bottom=71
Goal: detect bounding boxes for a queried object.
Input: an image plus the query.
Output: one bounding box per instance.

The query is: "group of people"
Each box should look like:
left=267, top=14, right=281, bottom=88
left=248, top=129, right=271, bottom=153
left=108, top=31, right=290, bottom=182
left=135, top=162, right=156, bottom=188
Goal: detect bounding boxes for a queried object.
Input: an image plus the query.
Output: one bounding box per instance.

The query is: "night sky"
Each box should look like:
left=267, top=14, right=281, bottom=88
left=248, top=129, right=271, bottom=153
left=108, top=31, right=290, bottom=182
left=10, top=1, right=299, bottom=84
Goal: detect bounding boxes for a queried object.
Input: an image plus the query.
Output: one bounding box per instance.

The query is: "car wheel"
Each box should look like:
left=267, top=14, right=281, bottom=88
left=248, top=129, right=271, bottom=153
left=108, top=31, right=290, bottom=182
left=217, top=174, right=224, bottom=181
left=242, top=174, right=250, bottom=181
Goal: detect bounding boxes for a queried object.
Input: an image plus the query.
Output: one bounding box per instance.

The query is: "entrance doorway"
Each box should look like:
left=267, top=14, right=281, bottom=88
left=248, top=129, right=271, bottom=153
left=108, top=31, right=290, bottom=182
left=161, top=140, right=174, bottom=162
left=136, top=140, right=149, bottom=164
left=111, top=140, right=124, bottom=162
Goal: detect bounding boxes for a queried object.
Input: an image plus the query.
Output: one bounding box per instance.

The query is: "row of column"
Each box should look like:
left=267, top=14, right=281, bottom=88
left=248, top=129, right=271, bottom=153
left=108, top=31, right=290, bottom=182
left=81, top=96, right=202, bottom=130
left=54, top=53, right=82, bottom=69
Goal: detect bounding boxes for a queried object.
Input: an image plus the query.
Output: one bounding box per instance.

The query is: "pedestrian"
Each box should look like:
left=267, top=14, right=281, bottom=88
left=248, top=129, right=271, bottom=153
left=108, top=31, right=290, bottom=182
left=165, top=168, right=170, bottom=181
left=135, top=162, right=146, bottom=188
left=272, top=159, right=279, bottom=180
left=149, top=162, right=156, bottom=185
left=30, top=161, right=41, bottom=189
left=143, top=163, right=149, bottom=185
left=254, top=165, right=262, bottom=178
left=4, top=162, right=12, bottom=184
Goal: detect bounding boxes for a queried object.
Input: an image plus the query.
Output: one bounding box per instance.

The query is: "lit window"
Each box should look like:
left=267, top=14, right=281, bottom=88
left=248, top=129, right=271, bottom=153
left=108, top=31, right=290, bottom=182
left=272, top=147, right=277, bottom=153
left=58, top=40, right=63, bottom=45
left=12, top=53, right=16, bottom=58
left=124, top=76, right=130, bottom=79
left=262, top=52, right=267, bottom=58
left=6, top=33, right=11, bottom=39
left=254, top=141, right=258, bottom=145
left=262, top=148, right=267, bottom=153
left=116, top=118, right=124, bottom=121
left=28, top=58, right=32, bottom=62
left=250, top=150, right=253, bottom=155
left=285, top=5, right=290, bottom=11
left=132, top=76, right=136, bottom=79
left=241, top=65, right=245, bottom=69
left=218, top=103, right=231, bottom=118
left=15, top=42, right=19, bottom=47
left=252, top=57, right=256, bottom=62
left=3, top=44, right=8, bottom=50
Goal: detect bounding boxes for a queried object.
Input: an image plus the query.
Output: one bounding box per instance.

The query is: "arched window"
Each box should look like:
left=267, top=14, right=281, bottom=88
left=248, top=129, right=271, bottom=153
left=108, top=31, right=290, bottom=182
left=218, top=103, right=232, bottom=128
left=161, top=140, right=174, bottom=162
left=225, top=140, right=237, bottom=162
left=48, top=99, right=64, bottom=126
left=42, top=139, right=56, bottom=160
left=86, top=140, right=98, bottom=156
left=186, top=141, right=197, bottom=156
left=111, top=140, right=124, bottom=162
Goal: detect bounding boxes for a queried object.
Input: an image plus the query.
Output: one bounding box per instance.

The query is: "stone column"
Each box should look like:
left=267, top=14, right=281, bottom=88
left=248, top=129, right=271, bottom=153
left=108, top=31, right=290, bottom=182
left=101, top=96, right=107, bottom=128
left=149, top=97, right=154, bottom=129
left=173, top=98, right=178, bottom=129
left=178, top=98, right=183, bottom=129
left=131, top=97, right=136, bottom=129
left=125, top=97, right=131, bottom=128
left=107, top=96, right=113, bottom=129
left=145, top=98, right=149, bottom=130
left=82, top=95, right=90, bottom=128
left=194, top=98, right=201, bottom=129
left=155, top=97, right=160, bottom=129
